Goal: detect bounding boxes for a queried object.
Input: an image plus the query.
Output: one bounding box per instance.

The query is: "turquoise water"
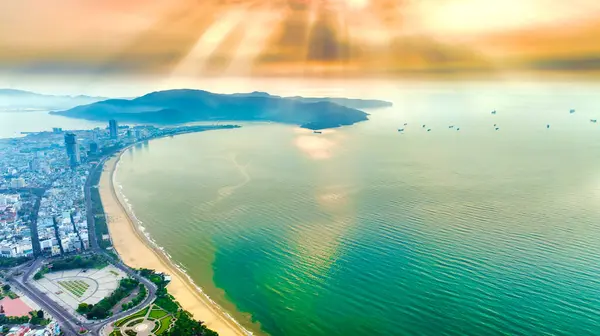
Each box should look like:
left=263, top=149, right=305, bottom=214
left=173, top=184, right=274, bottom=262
left=115, top=82, right=600, bottom=336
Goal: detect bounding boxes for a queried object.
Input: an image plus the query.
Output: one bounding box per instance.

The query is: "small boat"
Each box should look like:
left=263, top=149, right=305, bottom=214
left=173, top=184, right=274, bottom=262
left=422, top=124, right=426, bottom=128
left=570, top=109, right=576, bottom=113
left=495, top=127, right=500, bottom=131
left=427, top=129, right=432, bottom=132
left=449, top=126, right=454, bottom=129
left=313, top=131, right=322, bottom=134
left=494, top=124, right=497, bottom=127
left=404, top=123, right=408, bottom=126
left=491, top=110, right=497, bottom=115
left=547, top=124, right=550, bottom=129
left=456, top=128, right=460, bottom=131
left=591, top=119, right=597, bottom=123
left=398, top=128, right=404, bottom=132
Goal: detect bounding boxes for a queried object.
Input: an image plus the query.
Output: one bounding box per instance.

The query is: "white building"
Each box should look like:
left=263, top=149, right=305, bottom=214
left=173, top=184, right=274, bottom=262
left=40, top=239, right=53, bottom=250
left=10, top=178, right=25, bottom=189
left=0, top=241, right=33, bottom=258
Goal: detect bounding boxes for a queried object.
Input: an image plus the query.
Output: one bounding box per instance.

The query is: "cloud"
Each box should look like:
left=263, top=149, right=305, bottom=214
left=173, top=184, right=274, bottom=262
left=1, top=0, right=599, bottom=79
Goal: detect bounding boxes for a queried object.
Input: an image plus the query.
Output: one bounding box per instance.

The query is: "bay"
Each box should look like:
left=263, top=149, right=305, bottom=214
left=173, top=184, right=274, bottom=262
left=0, top=110, right=105, bottom=138
left=109, top=82, right=600, bottom=335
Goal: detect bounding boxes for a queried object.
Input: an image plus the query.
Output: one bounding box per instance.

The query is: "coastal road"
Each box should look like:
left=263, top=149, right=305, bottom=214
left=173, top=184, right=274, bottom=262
left=88, top=255, right=158, bottom=335
left=5, top=128, right=226, bottom=335
left=84, top=154, right=158, bottom=335
left=9, top=256, right=158, bottom=336
left=83, top=129, right=233, bottom=334
left=8, top=258, right=82, bottom=335
left=5, top=153, right=157, bottom=336
left=85, top=157, right=109, bottom=251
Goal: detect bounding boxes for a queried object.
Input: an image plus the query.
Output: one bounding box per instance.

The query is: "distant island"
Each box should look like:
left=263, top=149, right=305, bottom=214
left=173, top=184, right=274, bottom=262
left=0, top=89, right=107, bottom=110
left=50, top=89, right=392, bottom=130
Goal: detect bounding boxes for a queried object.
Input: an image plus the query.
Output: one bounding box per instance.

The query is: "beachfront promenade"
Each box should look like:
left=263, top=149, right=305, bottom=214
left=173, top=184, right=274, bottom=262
left=69, top=125, right=247, bottom=335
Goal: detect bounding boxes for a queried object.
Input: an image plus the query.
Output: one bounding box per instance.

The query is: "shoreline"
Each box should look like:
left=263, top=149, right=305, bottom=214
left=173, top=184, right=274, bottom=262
left=99, top=143, right=251, bottom=336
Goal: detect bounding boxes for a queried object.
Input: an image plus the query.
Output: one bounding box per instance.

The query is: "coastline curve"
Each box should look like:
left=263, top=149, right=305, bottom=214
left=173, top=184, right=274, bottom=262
left=99, top=142, right=253, bottom=336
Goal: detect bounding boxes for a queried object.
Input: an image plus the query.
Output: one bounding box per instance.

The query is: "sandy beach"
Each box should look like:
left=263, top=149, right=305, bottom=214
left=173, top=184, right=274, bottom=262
left=99, top=153, right=249, bottom=336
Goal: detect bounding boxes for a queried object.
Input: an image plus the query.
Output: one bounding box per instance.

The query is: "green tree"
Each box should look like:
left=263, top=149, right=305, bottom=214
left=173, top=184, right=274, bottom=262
left=77, top=303, right=90, bottom=314
left=168, top=312, right=219, bottom=336
left=2, top=284, right=10, bottom=292
left=36, top=310, right=44, bottom=319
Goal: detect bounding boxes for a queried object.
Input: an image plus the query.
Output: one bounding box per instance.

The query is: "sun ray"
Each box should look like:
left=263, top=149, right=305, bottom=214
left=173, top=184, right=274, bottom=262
left=3, top=0, right=598, bottom=79
left=97, top=0, right=227, bottom=76
left=255, top=0, right=313, bottom=66
left=168, top=7, right=249, bottom=80
left=227, top=5, right=285, bottom=76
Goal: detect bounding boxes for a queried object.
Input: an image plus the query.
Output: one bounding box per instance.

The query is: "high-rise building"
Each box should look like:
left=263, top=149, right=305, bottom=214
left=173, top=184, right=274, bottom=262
left=29, top=158, right=40, bottom=171
left=64, top=133, right=80, bottom=167
left=89, top=142, right=98, bottom=154
left=109, top=119, right=118, bottom=139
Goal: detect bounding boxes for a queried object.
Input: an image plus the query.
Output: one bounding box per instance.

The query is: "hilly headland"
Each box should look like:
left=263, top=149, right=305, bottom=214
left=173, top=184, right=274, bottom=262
left=50, top=89, right=392, bottom=130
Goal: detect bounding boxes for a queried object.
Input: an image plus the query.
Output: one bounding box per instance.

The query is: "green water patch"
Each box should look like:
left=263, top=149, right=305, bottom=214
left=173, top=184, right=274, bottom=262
left=115, top=118, right=600, bottom=336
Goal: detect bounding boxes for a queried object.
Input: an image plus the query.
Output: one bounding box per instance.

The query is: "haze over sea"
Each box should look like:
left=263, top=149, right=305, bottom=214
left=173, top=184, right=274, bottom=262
left=6, top=81, right=600, bottom=335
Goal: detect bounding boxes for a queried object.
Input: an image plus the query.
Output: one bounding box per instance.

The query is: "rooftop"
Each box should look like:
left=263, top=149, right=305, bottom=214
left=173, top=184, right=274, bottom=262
left=0, top=297, right=33, bottom=317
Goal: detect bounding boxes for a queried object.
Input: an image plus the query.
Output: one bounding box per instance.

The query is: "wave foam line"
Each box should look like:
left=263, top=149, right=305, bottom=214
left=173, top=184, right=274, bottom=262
left=113, top=148, right=254, bottom=336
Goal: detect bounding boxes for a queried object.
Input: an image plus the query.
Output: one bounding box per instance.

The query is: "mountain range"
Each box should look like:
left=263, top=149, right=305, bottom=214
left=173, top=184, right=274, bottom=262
left=0, top=89, right=107, bottom=110
left=50, top=89, right=392, bottom=130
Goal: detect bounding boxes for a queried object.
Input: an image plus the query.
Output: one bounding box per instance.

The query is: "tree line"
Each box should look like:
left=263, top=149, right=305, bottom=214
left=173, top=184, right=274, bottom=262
left=77, top=278, right=140, bottom=319
left=138, top=268, right=219, bottom=335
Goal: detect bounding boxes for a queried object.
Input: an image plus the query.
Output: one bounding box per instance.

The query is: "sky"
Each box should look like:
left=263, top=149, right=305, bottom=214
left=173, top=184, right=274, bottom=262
left=1, top=0, right=599, bottom=93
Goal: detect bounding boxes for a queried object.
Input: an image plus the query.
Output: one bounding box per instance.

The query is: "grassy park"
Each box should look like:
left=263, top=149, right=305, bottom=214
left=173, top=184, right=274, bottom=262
left=58, top=280, right=90, bottom=297
left=114, top=304, right=175, bottom=335
left=111, top=269, right=218, bottom=336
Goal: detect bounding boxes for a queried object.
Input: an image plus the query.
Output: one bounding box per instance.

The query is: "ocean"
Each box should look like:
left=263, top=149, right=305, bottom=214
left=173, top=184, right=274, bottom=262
left=112, top=82, right=600, bottom=335
left=0, top=110, right=105, bottom=138
left=5, top=81, right=600, bottom=335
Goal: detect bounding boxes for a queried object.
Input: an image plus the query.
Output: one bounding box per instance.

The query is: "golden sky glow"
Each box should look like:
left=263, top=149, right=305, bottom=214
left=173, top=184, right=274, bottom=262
left=1, top=0, right=599, bottom=79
